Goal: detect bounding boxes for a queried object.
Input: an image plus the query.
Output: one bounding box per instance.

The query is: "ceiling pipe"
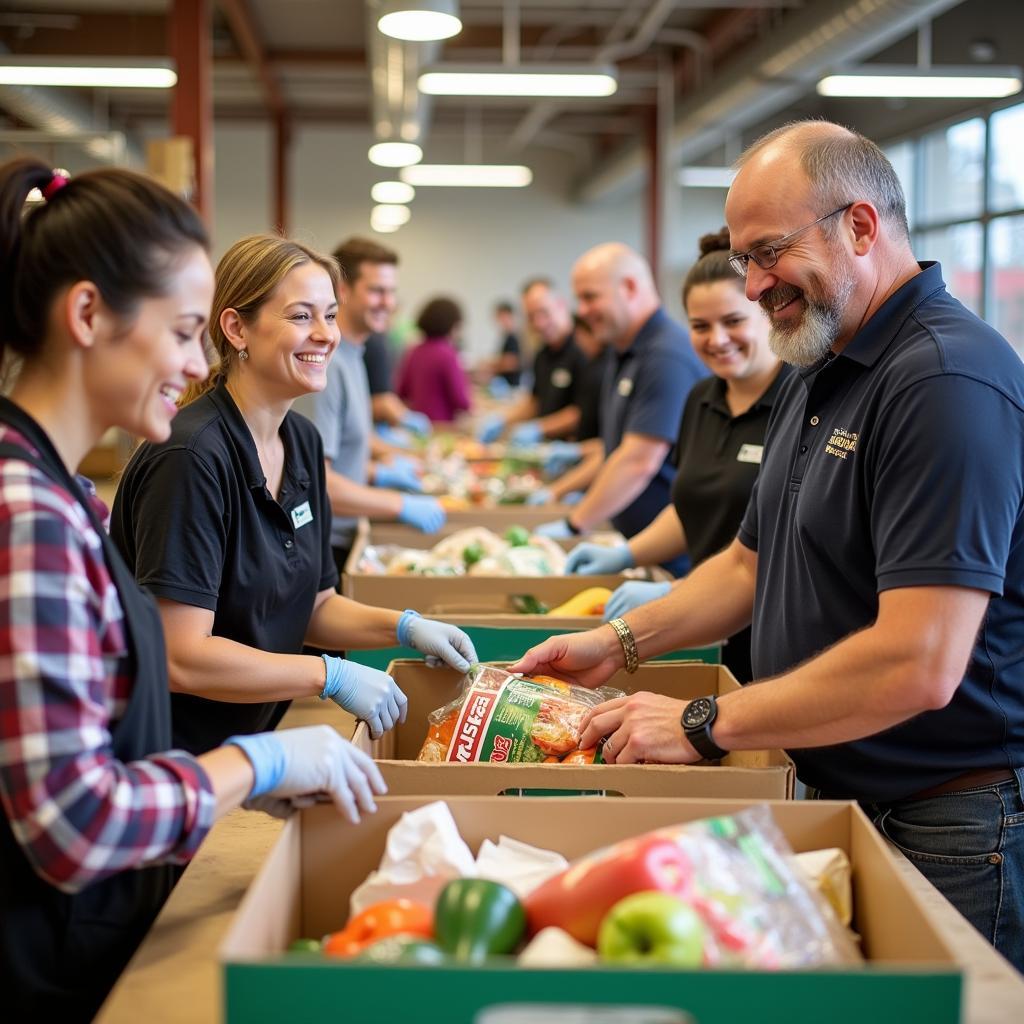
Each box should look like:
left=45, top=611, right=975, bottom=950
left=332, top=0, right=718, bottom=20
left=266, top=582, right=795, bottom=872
left=577, top=0, right=964, bottom=204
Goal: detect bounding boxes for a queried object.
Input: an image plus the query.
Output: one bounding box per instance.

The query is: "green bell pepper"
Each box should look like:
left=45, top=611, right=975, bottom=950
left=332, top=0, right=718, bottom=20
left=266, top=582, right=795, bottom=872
left=355, top=936, right=446, bottom=966
left=435, top=879, right=526, bottom=963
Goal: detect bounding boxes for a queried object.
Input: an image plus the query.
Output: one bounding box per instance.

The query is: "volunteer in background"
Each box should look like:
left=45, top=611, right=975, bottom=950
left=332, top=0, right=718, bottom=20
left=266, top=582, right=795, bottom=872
left=111, top=235, right=477, bottom=757
left=315, top=237, right=445, bottom=570
left=534, top=244, right=707, bottom=578
left=565, top=228, right=789, bottom=683
left=477, top=278, right=589, bottom=445
left=489, top=298, right=524, bottom=387
left=0, top=160, right=386, bottom=1021
left=364, top=331, right=433, bottom=442
left=513, top=121, right=1024, bottom=971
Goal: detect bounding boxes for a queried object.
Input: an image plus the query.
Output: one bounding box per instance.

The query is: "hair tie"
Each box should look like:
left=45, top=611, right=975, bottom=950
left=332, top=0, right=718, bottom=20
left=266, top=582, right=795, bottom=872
left=42, top=170, right=70, bottom=201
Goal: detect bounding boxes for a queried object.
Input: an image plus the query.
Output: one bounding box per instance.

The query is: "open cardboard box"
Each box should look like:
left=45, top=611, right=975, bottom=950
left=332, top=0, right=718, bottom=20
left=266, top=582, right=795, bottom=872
left=370, top=505, right=597, bottom=544
left=343, top=519, right=666, bottom=612
left=220, top=796, right=963, bottom=1024
left=352, top=660, right=793, bottom=800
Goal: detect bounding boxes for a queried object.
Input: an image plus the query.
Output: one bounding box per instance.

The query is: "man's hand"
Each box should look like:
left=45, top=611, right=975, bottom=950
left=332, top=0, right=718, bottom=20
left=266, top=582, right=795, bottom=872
left=579, top=692, right=700, bottom=765
left=509, top=627, right=622, bottom=689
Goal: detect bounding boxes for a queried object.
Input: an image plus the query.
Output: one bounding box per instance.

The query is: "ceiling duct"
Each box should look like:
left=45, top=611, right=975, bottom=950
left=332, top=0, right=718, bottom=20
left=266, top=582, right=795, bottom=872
left=577, top=0, right=964, bottom=203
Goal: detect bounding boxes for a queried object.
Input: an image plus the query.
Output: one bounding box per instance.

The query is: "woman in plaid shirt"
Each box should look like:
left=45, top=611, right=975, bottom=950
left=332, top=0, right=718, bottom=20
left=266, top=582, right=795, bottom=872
left=0, top=159, right=386, bottom=1021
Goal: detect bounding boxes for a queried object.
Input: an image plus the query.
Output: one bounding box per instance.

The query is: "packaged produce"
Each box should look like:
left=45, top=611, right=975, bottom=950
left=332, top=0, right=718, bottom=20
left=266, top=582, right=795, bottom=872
left=416, top=664, right=624, bottom=764
left=524, top=806, right=862, bottom=968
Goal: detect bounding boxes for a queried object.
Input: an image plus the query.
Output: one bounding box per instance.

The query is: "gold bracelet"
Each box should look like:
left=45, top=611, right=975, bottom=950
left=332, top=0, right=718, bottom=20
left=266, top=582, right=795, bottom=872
left=607, top=617, right=639, bottom=674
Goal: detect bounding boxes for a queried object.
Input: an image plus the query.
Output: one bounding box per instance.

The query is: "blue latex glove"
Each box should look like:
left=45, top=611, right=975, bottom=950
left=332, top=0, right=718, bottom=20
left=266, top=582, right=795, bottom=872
left=319, top=655, right=408, bottom=740
left=534, top=518, right=577, bottom=540
left=488, top=376, right=512, bottom=399
left=565, top=542, right=634, bottom=576
left=562, top=490, right=584, bottom=506
left=398, top=494, right=446, bottom=533
left=509, top=421, right=544, bottom=447
left=543, top=441, right=582, bottom=476
left=400, top=409, right=432, bottom=437
left=375, top=422, right=415, bottom=449
left=603, top=580, right=672, bottom=621
left=524, top=487, right=554, bottom=506
left=397, top=610, right=478, bottom=672
left=375, top=458, right=423, bottom=493
left=227, top=724, right=387, bottom=822
left=477, top=413, right=506, bottom=444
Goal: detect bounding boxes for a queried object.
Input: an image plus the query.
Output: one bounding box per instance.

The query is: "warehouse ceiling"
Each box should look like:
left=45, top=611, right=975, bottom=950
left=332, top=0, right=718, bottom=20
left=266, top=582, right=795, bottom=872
left=1, top=0, right=1022, bottom=200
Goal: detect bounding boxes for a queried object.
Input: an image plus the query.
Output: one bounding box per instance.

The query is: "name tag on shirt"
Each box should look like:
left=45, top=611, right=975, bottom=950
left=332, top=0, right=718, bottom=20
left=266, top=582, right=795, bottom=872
left=551, top=368, right=573, bottom=389
left=617, top=377, right=634, bottom=397
left=736, top=444, right=763, bottom=465
left=291, top=500, right=314, bottom=529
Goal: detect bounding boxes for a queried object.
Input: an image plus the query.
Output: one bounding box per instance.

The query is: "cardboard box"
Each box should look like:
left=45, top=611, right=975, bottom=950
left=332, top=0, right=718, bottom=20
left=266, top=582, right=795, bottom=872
left=352, top=661, right=793, bottom=800
left=344, top=519, right=660, bottom=612
left=220, top=796, right=963, bottom=1024
left=371, top=505, right=589, bottom=539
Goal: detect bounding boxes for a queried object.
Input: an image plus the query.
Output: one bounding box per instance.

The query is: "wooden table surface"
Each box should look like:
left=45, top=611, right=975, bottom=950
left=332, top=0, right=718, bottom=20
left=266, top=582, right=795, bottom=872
left=97, top=701, right=1024, bottom=1023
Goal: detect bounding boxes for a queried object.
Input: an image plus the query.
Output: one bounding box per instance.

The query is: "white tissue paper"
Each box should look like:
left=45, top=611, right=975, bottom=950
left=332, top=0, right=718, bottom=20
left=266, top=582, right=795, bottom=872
left=475, top=835, right=569, bottom=900
left=349, top=801, right=476, bottom=914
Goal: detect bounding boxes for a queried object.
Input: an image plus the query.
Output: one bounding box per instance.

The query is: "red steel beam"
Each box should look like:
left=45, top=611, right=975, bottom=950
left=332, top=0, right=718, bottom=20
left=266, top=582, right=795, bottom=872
left=273, top=111, right=291, bottom=236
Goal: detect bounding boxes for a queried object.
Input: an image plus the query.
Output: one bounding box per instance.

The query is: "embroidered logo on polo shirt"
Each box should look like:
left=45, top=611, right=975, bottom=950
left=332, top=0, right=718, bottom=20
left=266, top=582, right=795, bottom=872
left=551, top=368, right=572, bottom=389
left=736, top=444, right=763, bottom=464
left=290, top=500, right=314, bottom=528
left=617, top=377, right=634, bottom=397
left=824, top=427, right=858, bottom=460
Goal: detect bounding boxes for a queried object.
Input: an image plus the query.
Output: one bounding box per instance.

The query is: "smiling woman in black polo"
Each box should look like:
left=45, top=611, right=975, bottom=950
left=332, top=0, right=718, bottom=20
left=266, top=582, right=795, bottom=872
left=111, top=235, right=477, bottom=756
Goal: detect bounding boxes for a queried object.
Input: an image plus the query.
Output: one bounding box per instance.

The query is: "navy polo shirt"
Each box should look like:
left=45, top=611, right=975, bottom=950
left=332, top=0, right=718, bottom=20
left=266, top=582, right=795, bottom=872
left=739, top=262, right=1024, bottom=801
left=671, top=365, right=792, bottom=682
left=577, top=349, right=612, bottom=441
left=532, top=335, right=589, bottom=417
left=110, top=379, right=337, bottom=755
left=600, top=308, right=707, bottom=564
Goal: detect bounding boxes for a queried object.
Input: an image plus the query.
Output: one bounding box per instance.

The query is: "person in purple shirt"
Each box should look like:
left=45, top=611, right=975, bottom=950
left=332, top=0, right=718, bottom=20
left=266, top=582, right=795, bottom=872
left=396, top=297, right=472, bottom=424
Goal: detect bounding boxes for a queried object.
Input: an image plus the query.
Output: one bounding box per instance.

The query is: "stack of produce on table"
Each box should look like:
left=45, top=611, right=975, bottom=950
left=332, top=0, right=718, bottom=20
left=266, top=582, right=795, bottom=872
left=416, top=665, right=624, bottom=764
left=419, top=436, right=550, bottom=506
left=356, top=526, right=569, bottom=577
left=286, top=802, right=860, bottom=969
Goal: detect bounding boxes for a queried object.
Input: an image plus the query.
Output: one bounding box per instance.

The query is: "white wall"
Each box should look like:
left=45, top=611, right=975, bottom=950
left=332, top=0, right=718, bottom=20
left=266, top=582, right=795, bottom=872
left=204, top=121, right=727, bottom=361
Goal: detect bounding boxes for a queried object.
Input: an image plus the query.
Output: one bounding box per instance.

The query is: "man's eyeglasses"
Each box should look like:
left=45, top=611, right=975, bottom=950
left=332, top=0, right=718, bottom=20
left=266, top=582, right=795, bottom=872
left=728, top=203, right=853, bottom=278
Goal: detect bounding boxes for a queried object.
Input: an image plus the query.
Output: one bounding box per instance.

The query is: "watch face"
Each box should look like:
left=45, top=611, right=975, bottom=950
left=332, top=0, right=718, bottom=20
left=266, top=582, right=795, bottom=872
left=683, top=697, right=712, bottom=729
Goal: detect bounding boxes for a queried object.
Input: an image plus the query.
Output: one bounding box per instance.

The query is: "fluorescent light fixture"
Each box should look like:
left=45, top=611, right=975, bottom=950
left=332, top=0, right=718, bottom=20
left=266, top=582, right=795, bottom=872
left=371, top=221, right=400, bottom=233
left=678, top=166, right=736, bottom=189
left=817, top=65, right=1022, bottom=98
left=419, top=64, right=617, bottom=98
left=372, top=204, right=412, bottom=227
left=368, top=142, right=423, bottom=167
left=378, top=0, right=461, bottom=42
left=400, top=164, right=533, bottom=187
left=0, top=56, right=177, bottom=89
left=371, top=180, right=416, bottom=204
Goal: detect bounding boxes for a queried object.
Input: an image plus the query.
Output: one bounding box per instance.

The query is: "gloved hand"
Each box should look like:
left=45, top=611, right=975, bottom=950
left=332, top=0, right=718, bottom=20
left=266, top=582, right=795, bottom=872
left=562, top=490, right=584, bottom=506
left=374, top=423, right=415, bottom=449
left=227, top=724, right=387, bottom=823
left=397, top=610, right=478, bottom=672
left=534, top=518, right=577, bottom=540
left=603, top=580, right=672, bottom=621
left=524, top=487, right=553, bottom=506
left=398, top=494, right=446, bottom=533
left=543, top=441, right=582, bottom=476
left=320, top=655, right=409, bottom=739
left=565, top=542, right=634, bottom=576
left=477, top=414, right=506, bottom=444
left=488, top=376, right=512, bottom=399
left=375, top=457, right=423, bottom=493
left=400, top=409, right=432, bottom=437
left=509, top=421, right=543, bottom=447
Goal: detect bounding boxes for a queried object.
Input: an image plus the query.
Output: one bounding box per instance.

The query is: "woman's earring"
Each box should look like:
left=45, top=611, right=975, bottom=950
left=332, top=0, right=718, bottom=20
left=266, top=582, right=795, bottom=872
left=238, top=348, right=249, bottom=361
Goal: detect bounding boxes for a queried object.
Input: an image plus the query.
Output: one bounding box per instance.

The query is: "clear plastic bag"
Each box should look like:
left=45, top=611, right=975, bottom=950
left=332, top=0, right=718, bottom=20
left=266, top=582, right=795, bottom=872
left=416, top=665, right=625, bottom=764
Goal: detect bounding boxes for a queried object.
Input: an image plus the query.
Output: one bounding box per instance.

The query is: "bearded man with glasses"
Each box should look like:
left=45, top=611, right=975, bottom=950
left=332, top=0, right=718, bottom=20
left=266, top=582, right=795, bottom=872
left=510, top=119, right=1024, bottom=972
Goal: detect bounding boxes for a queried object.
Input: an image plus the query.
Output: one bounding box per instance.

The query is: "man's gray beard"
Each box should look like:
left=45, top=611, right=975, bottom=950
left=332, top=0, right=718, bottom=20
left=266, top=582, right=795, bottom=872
left=767, top=272, right=856, bottom=368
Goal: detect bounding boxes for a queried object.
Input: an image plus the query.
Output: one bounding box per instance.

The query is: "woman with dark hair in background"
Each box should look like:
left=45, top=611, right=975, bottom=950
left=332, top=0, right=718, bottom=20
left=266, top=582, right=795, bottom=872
left=564, top=228, right=790, bottom=682
left=395, top=295, right=472, bottom=424
left=0, top=160, right=385, bottom=1021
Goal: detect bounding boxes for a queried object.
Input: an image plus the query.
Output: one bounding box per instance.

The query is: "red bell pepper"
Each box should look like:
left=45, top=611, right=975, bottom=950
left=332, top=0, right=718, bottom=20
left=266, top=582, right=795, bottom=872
left=524, top=833, right=693, bottom=947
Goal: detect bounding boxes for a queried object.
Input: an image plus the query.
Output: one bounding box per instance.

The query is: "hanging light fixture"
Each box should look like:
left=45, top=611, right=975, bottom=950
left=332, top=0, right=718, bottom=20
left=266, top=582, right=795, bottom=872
left=377, top=0, right=462, bottom=43
left=0, top=56, right=177, bottom=88
left=371, top=181, right=416, bottom=204
left=368, top=141, right=424, bottom=167
left=400, top=164, right=532, bottom=188
left=419, top=64, right=618, bottom=98
left=817, top=66, right=1021, bottom=98
left=371, top=204, right=412, bottom=227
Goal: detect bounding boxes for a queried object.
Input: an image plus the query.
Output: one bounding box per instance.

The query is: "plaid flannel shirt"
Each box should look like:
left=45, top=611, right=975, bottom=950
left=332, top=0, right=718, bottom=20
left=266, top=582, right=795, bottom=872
left=0, top=425, right=215, bottom=894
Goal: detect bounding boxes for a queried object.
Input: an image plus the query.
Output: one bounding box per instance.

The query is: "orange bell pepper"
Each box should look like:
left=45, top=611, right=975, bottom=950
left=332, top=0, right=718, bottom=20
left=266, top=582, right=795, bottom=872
left=322, top=899, right=433, bottom=958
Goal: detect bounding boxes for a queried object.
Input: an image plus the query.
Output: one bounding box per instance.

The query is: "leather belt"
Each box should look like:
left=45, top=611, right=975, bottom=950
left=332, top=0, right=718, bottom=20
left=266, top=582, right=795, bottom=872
left=903, top=767, right=1015, bottom=803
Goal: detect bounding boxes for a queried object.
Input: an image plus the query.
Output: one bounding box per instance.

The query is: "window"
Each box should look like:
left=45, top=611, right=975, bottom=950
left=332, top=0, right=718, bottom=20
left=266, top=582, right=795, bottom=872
left=989, top=216, right=1024, bottom=351
left=918, top=223, right=984, bottom=315
left=921, top=118, right=984, bottom=223
left=990, top=105, right=1024, bottom=214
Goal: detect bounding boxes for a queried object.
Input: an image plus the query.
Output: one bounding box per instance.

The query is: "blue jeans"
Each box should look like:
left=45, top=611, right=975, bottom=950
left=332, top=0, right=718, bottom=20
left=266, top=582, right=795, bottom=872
left=862, top=767, right=1024, bottom=973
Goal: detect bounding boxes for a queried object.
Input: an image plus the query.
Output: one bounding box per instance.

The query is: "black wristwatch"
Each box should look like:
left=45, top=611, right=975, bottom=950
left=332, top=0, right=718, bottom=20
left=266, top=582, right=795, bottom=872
left=681, top=695, right=728, bottom=761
